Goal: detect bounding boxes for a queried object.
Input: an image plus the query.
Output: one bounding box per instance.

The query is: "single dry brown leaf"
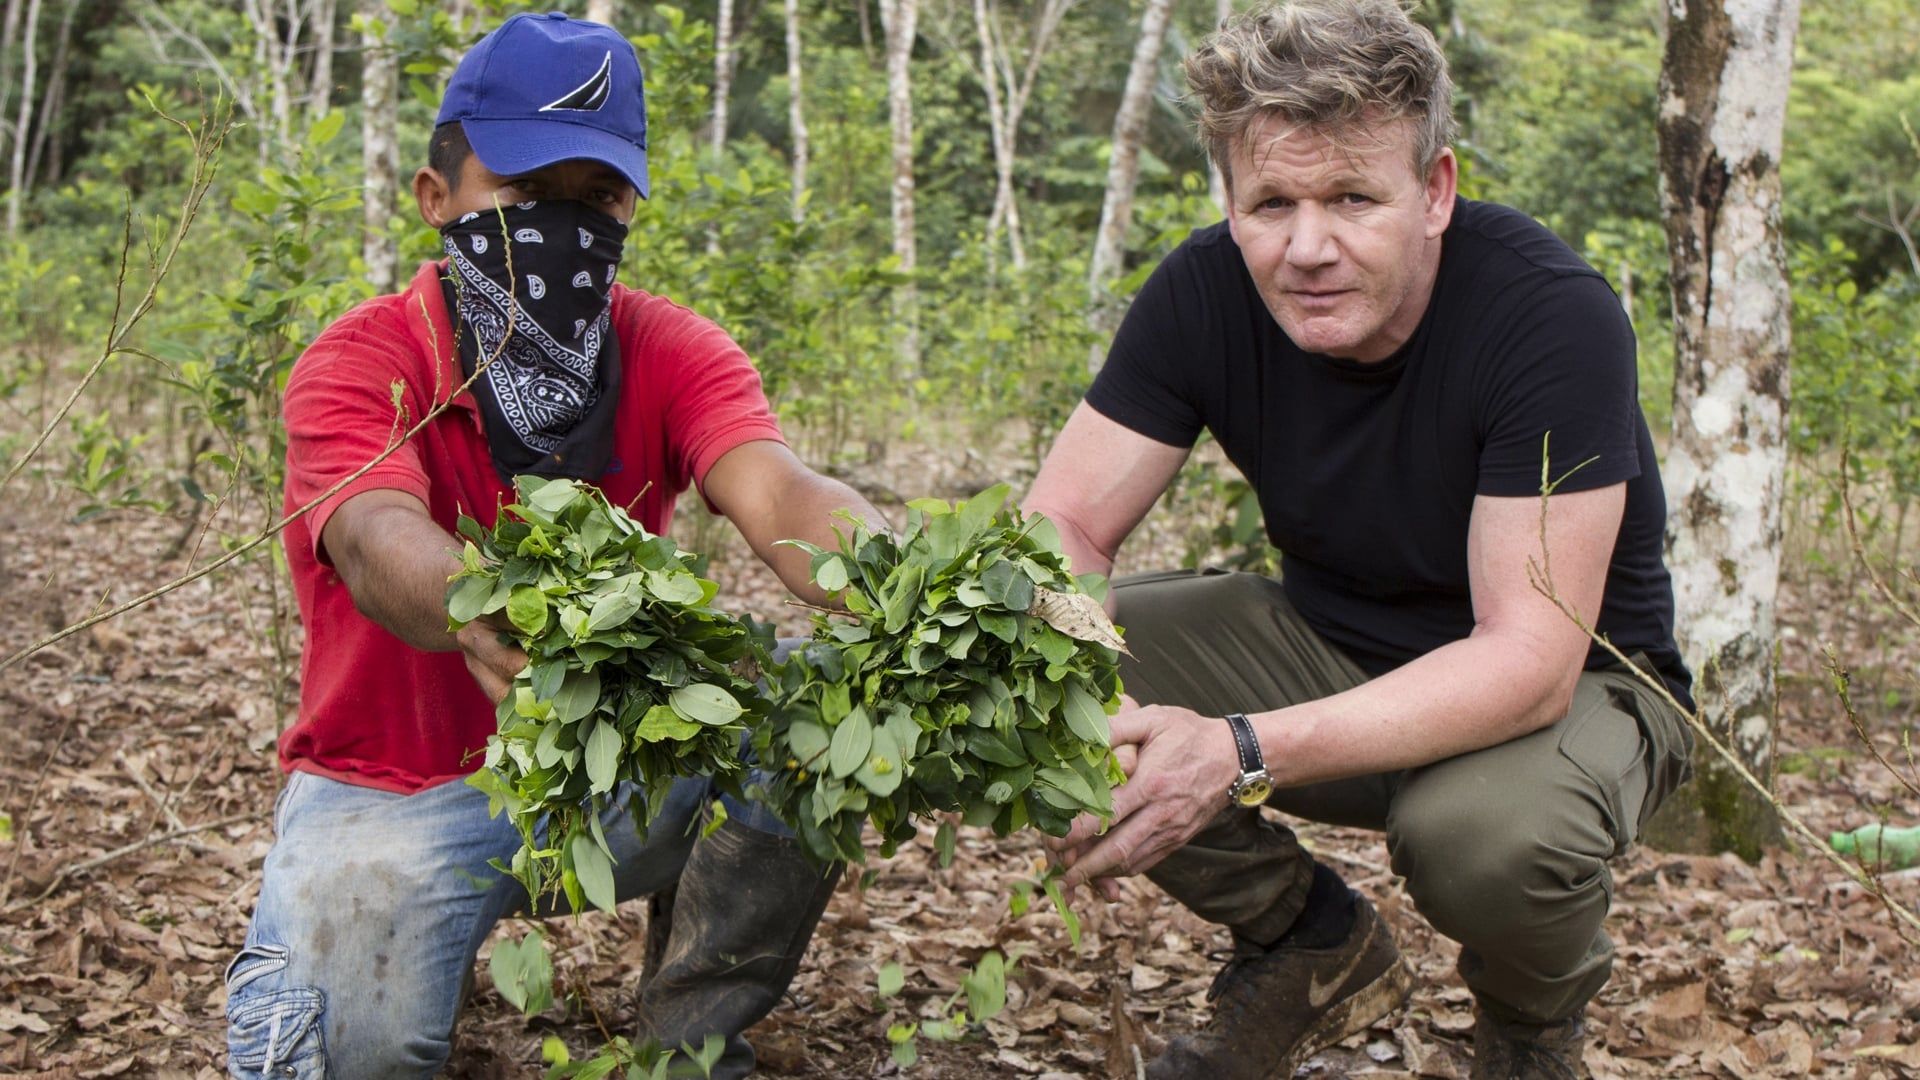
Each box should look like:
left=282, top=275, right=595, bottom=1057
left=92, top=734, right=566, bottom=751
left=1028, top=587, right=1131, bottom=656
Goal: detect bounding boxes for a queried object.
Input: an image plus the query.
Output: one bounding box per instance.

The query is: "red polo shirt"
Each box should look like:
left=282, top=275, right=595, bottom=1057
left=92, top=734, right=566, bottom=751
left=279, top=261, right=784, bottom=793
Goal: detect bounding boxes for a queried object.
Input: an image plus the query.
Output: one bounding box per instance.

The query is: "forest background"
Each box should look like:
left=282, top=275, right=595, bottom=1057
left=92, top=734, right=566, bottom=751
left=0, top=0, right=1917, bottom=1076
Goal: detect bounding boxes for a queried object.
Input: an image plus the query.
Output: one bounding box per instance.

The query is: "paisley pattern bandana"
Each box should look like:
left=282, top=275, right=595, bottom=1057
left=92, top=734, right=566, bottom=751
left=440, top=199, right=629, bottom=484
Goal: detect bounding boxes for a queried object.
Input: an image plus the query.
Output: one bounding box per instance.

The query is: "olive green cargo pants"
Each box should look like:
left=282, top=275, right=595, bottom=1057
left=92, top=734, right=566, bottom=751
left=1116, top=570, right=1693, bottom=1025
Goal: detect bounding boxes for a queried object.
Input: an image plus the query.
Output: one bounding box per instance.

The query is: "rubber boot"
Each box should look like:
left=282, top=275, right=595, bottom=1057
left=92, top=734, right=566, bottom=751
left=643, top=885, right=675, bottom=982
left=633, top=817, right=841, bottom=1079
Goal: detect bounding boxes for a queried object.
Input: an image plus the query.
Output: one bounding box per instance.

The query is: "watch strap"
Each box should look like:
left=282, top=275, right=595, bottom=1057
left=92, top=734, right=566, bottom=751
left=1223, top=712, right=1264, bottom=775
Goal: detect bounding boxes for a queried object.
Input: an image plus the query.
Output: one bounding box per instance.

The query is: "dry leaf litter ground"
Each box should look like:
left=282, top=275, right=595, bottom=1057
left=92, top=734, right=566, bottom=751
left=1, top=441, right=1916, bottom=1079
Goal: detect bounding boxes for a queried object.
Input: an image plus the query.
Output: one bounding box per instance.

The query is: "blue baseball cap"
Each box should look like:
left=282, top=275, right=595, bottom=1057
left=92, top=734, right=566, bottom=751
left=437, top=12, right=649, bottom=198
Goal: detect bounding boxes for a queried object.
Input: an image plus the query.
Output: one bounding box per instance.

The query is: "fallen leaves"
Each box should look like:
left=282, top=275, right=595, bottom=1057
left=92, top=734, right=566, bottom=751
left=1, top=458, right=1917, bottom=1079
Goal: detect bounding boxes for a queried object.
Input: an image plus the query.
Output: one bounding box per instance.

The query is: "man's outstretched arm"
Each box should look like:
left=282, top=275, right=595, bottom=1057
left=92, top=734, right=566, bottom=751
left=323, top=488, right=527, bottom=702
left=701, top=440, right=889, bottom=606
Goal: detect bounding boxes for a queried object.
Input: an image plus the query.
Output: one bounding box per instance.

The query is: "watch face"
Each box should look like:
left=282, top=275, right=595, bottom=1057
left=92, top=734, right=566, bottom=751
left=1233, top=777, right=1273, bottom=807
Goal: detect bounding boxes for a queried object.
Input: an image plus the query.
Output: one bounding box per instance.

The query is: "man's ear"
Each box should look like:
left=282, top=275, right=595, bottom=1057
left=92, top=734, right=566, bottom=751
left=413, top=167, right=454, bottom=228
left=1423, top=147, right=1458, bottom=240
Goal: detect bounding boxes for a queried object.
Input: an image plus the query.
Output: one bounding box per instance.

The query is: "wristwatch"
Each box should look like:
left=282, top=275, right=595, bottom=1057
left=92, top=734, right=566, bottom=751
left=1223, top=713, right=1274, bottom=807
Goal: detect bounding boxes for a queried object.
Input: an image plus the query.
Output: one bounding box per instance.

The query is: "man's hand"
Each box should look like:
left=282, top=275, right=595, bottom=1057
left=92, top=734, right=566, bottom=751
left=455, top=613, right=527, bottom=704
left=1046, top=701, right=1243, bottom=901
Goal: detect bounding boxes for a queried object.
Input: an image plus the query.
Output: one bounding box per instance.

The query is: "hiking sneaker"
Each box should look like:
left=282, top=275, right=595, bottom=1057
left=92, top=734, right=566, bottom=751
left=1146, top=893, right=1412, bottom=1080
left=1470, top=1005, right=1589, bottom=1080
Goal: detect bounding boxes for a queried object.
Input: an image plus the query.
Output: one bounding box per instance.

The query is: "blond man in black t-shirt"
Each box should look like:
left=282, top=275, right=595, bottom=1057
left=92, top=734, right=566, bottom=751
left=1027, top=3, right=1692, bottom=1078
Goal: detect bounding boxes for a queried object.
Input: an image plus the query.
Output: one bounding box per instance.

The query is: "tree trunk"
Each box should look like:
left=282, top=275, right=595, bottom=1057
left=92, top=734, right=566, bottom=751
left=973, top=0, right=1009, bottom=272
left=359, top=0, right=399, bottom=292
left=710, top=0, right=735, bottom=158
left=704, top=0, right=737, bottom=254
left=974, top=0, right=1069, bottom=272
left=1208, top=0, right=1231, bottom=216
left=5, top=0, right=41, bottom=236
left=784, top=0, right=808, bottom=222
left=1641, top=0, right=1800, bottom=861
left=254, top=0, right=314, bottom=153
left=22, top=0, right=69, bottom=192
left=880, top=0, right=920, bottom=374
left=586, top=0, right=615, bottom=23
left=307, top=0, right=336, bottom=119
left=0, top=0, right=25, bottom=163
left=242, top=0, right=296, bottom=155
left=1085, top=0, right=1173, bottom=372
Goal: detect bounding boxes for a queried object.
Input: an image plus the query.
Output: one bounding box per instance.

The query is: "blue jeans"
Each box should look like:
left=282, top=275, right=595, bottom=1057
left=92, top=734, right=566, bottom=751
left=224, top=769, right=787, bottom=1078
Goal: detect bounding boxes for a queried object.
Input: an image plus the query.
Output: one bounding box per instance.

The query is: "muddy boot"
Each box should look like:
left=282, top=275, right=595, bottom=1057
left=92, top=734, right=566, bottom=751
left=1146, top=882, right=1412, bottom=1080
left=642, top=884, right=676, bottom=983
left=634, top=818, right=840, bottom=1079
left=1470, top=1002, right=1589, bottom=1080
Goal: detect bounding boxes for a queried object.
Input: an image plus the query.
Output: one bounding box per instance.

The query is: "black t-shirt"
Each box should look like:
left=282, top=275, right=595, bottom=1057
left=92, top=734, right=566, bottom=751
left=1087, top=198, right=1692, bottom=705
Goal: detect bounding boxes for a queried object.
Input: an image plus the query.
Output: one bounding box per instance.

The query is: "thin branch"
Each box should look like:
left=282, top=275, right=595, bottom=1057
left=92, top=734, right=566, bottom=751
left=1853, top=198, right=1920, bottom=282
left=0, top=99, right=229, bottom=498
left=0, top=705, right=78, bottom=906
left=1525, top=494, right=1920, bottom=941
left=1, top=198, right=524, bottom=674
left=1840, top=444, right=1920, bottom=631
left=132, top=8, right=261, bottom=123
left=3, top=811, right=267, bottom=914
left=1821, top=646, right=1920, bottom=800
left=115, top=750, right=189, bottom=834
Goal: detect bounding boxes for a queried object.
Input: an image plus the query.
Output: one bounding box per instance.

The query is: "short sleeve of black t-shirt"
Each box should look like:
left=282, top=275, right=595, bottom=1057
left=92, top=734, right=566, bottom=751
left=1083, top=201, right=1689, bottom=704
left=1468, top=273, right=1642, bottom=497
left=1087, top=249, right=1210, bottom=448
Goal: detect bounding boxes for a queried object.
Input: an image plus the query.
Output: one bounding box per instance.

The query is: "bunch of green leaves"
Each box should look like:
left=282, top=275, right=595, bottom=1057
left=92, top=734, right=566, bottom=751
left=448, top=477, right=766, bottom=912
left=752, top=484, right=1127, bottom=864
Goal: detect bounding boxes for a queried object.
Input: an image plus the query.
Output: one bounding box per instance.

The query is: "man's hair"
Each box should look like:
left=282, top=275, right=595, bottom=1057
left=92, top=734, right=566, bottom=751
left=428, top=121, right=473, bottom=188
left=1185, top=0, right=1455, bottom=185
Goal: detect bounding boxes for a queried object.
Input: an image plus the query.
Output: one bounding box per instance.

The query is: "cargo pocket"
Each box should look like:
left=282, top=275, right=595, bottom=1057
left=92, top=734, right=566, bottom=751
left=1556, top=682, right=1647, bottom=856
left=1602, top=661, right=1696, bottom=837
left=226, top=945, right=326, bottom=1078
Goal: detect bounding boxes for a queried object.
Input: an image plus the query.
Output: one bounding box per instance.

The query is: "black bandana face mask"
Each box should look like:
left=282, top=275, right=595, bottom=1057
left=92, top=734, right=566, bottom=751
left=440, top=199, right=630, bottom=485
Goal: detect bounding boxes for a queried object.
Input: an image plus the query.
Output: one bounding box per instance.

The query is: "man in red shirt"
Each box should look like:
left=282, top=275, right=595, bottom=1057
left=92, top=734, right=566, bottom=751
left=224, top=14, right=882, bottom=1078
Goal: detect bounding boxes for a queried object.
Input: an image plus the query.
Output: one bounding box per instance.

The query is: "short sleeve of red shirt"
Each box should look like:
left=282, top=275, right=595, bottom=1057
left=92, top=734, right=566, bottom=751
left=619, top=291, right=785, bottom=507
left=283, top=300, right=435, bottom=564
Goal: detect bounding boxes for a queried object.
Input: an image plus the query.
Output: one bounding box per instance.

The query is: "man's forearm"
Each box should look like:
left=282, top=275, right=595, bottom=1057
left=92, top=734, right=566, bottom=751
left=333, top=503, right=467, bottom=652
left=756, top=473, right=888, bottom=605
left=1253, top=630, right=1579, bottom=787
left=1022, top=499, right=1118, bottom=615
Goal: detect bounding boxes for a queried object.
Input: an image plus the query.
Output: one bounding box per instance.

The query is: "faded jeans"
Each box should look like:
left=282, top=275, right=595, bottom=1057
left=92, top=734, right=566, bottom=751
left=223, top=768, right=787, bottom=1078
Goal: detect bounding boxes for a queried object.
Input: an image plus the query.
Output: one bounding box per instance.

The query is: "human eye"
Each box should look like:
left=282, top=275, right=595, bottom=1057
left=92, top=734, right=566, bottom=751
left=507, top=177, right=543, bottom=198
left=1258, top=195, right=1292, bottom=212
left=1336, top=192, right=1374, bottom=207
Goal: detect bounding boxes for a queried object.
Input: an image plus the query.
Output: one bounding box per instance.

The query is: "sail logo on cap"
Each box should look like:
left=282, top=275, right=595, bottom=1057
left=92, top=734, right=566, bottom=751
left=540, top=51, right=614, bottom=112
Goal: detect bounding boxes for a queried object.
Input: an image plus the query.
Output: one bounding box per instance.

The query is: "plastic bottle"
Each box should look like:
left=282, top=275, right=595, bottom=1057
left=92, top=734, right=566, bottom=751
left=1830, top=824, right=1920, bottom=871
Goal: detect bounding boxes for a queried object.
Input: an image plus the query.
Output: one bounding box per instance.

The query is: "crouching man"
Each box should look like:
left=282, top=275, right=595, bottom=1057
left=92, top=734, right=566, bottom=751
left=1028, top=3, right=1694, bottom=1077
left=223, top=13, right=880, bottom=1077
